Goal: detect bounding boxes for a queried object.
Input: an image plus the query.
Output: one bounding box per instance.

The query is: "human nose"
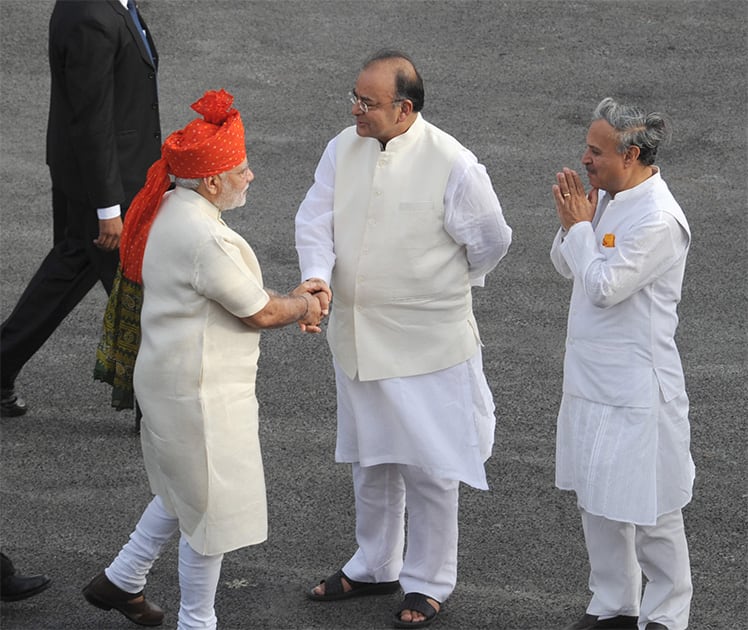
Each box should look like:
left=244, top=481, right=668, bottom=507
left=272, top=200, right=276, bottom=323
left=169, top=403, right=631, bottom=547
left=245, top=168, right=255, bottom=183
left=351, top=98, right=365, bottom=115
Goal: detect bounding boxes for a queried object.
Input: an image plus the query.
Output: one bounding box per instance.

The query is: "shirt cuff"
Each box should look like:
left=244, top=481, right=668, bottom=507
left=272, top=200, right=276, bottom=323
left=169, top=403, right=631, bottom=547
left=301, top=268, right=332, bottom=286
left=97, top=205, right=121, bottom=220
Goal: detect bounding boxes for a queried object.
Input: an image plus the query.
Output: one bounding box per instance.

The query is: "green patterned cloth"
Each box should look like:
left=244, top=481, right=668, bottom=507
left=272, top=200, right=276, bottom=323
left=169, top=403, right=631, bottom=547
left=94, top=267, right=143, bottom=410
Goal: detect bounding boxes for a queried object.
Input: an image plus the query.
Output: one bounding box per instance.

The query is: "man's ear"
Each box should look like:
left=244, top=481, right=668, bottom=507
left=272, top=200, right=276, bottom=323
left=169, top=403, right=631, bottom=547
left=624, top=144, right=641, bottom=165
left=398, top=99, right=414, bottom=121
left=196, top=174, right=222, bottom=203
left=202, top=174, right=221, bottom=194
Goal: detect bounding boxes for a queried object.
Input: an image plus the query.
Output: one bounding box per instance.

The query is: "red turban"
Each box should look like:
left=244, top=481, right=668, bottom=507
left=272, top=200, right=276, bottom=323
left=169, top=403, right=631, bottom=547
left=120, top=89, right=246, bottom=283
left=163, top=89, right=246, bottom=178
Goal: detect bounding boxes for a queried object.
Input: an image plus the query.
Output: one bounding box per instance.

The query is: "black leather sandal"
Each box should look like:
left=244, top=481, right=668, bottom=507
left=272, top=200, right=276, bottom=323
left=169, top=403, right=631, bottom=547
left=393, top=592, right=441, bottom=628
left=308, top=569, right=400, bottom=601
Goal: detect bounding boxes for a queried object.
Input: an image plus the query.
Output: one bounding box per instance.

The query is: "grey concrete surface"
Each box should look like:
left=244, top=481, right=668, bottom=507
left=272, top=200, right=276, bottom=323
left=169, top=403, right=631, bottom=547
left=1, top=1, right=745, bottom=628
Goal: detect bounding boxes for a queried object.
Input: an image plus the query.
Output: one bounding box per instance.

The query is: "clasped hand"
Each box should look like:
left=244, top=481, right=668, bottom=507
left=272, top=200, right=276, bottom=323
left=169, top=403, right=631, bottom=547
left=291, top=278, right=332, bottom=334
left=552, top=168, right=598, bottom=231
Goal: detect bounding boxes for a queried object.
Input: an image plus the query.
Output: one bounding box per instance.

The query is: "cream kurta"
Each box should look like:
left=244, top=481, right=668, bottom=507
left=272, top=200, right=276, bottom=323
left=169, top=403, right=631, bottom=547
left=550, top=169, right=695, bottom=525
left=134, top=187, right=270, bottom=556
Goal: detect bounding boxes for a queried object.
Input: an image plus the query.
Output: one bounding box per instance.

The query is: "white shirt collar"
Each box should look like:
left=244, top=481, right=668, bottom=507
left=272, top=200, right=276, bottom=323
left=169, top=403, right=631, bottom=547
left=606, top=167, right=661, bottom=204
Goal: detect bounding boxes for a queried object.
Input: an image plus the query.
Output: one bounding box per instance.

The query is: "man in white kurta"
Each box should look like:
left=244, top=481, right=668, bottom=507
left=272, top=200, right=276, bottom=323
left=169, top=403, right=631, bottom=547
left=296, top=51, right=512, bottom=627
left=551, top=98, right=694, bottom=630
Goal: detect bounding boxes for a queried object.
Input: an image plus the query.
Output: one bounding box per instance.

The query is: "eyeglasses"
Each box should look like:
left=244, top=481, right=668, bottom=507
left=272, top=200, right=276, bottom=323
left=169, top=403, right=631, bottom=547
left=348, top=91, right=404, bottom=114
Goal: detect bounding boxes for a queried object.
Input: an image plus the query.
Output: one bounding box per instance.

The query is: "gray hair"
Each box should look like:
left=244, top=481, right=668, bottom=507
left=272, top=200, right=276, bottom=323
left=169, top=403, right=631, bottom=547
left=173, top=176, right=202, bottom=190
left=592, top=97, right=670, bottom=165
left=173, top=172, right=231, bottom=190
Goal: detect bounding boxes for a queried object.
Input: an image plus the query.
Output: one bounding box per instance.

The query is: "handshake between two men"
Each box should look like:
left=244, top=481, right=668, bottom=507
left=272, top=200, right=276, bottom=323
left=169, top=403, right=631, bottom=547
left=241, top=278, right=332, bottom=334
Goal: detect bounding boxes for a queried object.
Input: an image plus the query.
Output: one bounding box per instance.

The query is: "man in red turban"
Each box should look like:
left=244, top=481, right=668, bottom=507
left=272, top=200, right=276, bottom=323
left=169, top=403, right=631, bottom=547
left=84, top=89, right=331, bottom=628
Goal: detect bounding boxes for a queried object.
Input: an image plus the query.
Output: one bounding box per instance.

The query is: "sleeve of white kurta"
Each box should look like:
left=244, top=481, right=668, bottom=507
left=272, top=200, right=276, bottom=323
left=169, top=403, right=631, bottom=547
left=550, top=227, right=573, bottom=278
left=192, top=234, right=270, bottom=318
left=443, top=150, right=512, bottom=287
left=294, top=138, right=337, bottom=285
left=559, top=212, right=689, bottom=308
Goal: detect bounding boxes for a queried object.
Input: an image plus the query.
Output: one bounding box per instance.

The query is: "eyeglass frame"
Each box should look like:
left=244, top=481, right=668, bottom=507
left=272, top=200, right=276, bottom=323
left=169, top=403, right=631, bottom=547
left=348, top=91, right=406, bottom=114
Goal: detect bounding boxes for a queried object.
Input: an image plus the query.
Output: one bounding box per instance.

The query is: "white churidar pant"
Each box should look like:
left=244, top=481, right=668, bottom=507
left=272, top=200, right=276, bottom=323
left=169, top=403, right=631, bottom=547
left=342, top=463, right=460, bottom=603
left=581, top=507, right=692, bottom=630
left=105, top=495, right=224, bottom=629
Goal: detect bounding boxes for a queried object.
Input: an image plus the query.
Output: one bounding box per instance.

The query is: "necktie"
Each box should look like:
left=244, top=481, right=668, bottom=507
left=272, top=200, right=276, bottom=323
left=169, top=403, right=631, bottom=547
left=127, top=0, right=154, bottom=63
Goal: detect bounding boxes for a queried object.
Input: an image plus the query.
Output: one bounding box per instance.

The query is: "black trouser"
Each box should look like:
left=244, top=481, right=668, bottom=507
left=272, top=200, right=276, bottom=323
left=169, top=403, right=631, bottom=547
left=0, top=188, right=118, bottom=388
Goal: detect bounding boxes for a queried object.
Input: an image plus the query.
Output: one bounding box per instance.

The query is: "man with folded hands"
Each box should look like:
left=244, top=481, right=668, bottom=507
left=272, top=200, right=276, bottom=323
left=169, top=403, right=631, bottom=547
left=550, top=97, right=694, bottom=630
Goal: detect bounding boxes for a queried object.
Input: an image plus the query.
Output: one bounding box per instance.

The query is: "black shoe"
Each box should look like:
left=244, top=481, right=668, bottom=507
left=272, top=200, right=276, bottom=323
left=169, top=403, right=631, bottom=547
left=0, top=388, right=27, bottom=417
left=1, top=572, right=52, bottom=601
left=645, top=624, right=668, bottom=630
left=564, top=614, right=639, bottom=630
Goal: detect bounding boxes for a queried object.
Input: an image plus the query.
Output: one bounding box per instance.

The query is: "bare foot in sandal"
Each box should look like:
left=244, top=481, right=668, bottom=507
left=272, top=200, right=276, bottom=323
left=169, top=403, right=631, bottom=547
left=394, top=593, right=441, bottom=628
left=311, top=575, right=352, bottom=597
left=398, top=598, right=440, bottom=623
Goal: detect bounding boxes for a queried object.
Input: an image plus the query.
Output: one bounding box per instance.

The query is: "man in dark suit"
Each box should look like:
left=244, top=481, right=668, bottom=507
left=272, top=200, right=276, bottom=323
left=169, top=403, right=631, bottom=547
left=0, top=0, right=161, bottom=416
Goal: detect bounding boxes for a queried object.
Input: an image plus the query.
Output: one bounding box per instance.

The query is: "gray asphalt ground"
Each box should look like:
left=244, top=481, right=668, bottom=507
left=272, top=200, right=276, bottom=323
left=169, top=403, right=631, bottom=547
left=1, top=1, right=746, bottom=629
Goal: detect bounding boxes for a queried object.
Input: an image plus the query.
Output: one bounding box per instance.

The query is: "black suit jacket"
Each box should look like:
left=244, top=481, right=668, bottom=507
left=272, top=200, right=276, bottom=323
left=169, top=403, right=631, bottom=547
left=46, top=0, right=161, bottom=213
